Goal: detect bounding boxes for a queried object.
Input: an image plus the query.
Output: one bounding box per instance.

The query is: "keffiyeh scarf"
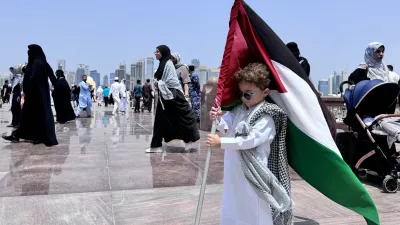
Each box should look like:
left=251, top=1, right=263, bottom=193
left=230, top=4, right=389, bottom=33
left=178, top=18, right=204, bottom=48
left=235, top=101, right=292, bottom=225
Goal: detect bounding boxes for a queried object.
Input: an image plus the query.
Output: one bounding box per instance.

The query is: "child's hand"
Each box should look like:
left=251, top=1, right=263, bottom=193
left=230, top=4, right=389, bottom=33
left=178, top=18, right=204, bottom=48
left=209, top=107, right=222, bottom=120
left=207, top=134, right=221, bottom=148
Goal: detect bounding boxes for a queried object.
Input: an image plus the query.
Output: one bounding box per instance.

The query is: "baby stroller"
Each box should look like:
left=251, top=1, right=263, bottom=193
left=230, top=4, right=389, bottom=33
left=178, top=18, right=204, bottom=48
left=337, top=79, right=400, bottom=193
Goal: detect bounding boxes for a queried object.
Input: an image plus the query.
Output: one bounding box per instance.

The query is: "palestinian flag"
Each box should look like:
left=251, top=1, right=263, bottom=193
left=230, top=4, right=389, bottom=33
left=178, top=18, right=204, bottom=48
left=215, top=1, right=380, bottom=224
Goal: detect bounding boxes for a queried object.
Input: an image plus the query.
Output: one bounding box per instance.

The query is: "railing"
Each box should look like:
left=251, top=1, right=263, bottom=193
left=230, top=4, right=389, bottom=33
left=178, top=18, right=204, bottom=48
left=198, top=78, right=399, bottom=131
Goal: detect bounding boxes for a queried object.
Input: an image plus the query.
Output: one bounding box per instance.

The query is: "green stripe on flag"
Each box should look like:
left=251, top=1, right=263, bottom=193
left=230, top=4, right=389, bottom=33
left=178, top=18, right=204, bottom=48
left=287, top=121, right=380, bottom=225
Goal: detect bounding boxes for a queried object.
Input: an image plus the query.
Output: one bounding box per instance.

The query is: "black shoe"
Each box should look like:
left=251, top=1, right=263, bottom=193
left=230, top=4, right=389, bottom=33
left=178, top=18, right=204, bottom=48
left=2, top=135, right=19, bottom=143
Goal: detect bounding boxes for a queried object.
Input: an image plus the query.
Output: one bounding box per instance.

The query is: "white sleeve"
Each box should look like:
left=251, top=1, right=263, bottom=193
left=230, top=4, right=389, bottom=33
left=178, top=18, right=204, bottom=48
left=109, top=85, right=114, bottom=95
left=216, top=112, right=233, bottom=134
left=220, top=115, right=275, bottom=150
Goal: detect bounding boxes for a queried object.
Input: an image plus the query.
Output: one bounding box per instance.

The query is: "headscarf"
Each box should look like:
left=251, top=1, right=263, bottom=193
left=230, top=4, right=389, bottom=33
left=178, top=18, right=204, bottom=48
left=9, top=66, right=23, bottom=90
left=55, top=70, right=65, bottom=79
left=171, top=52, right=190, bottom=71
left=364, top=42, right=389, bottom=82
left=286, top=42, right=300, bottom=59
left=97, top=86, right=103, bottom=93
left=28, top=44, right=46, bottom=64
left=154, top=45, right=172, bottom=80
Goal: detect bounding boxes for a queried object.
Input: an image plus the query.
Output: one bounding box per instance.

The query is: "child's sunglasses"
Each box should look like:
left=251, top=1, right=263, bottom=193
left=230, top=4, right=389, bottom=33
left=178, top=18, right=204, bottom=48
left=240, top=92, right=255, bottom=100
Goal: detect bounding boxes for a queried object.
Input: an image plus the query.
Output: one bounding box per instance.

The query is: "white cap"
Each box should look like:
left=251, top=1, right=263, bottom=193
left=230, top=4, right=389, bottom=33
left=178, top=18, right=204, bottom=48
left=115, top=77, right=119, bottom=81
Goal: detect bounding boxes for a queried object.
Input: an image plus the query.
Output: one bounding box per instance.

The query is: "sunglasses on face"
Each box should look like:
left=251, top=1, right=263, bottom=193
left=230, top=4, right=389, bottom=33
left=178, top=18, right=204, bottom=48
left=240, top=92, right=255, bottom=100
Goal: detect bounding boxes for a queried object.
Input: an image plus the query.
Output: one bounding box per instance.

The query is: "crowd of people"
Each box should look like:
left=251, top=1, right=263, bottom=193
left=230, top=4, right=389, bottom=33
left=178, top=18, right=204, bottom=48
left=2, top=41, right=396, bottom=224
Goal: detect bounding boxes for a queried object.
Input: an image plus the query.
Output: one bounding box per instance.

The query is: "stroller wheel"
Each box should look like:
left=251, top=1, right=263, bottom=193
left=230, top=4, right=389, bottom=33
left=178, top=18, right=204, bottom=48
left=382, top=175, right=399, bottom=193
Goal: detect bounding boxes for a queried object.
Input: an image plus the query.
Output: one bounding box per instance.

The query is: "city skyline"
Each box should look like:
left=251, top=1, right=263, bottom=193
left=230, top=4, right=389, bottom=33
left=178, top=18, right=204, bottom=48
left=317, top=69, right=349, bottom=96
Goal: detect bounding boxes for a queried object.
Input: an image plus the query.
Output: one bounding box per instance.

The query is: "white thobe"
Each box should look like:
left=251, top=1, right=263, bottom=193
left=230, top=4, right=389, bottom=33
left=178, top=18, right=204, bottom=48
left=217, top=104, right=276, bottom=225
left=97, top=88, right=103, bottom=103
left=388, top=71, right=400, bottom=84
left=110, top=82, right=123, bottom=114
left=120, top=83, right=127, bottom=111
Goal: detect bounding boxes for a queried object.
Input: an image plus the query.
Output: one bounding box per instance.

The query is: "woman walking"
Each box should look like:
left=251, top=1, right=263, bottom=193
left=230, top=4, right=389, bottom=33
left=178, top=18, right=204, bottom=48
left=146, top=45, right=200, bottom=153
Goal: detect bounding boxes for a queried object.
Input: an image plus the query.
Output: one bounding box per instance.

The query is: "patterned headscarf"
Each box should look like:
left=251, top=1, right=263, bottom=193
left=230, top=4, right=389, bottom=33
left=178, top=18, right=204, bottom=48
left=171, top=52, right=182, bottom=67
left=9, top=65, right=23, bottom=91
left=364, top=42, right=389, bottom=82
left=171, top=52, right=189, bottom=71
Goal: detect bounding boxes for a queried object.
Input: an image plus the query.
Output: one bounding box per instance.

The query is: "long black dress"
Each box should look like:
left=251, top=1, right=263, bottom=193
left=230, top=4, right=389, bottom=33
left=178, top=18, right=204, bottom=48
left=12, top=46, right=58, bottom=146
left=52, top=77, right=76, bottom=123
left=11, top=83, right=21, bottom=127
left=151, top=88, right=200, bottom=147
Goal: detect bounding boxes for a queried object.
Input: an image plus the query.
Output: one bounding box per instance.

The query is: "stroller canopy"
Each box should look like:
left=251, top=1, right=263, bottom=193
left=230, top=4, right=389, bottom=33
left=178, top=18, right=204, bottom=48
left=344, top=79, right=400, bottom=117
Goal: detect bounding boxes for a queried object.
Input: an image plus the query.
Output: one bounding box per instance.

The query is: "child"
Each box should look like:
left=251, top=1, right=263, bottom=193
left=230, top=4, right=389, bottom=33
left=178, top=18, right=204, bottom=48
left=208, top=63, right=292, bottom=225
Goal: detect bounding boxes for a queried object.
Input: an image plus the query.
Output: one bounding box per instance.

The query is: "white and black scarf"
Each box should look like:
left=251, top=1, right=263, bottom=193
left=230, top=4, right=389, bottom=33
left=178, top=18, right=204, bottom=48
left=235, top=101, right=292, bottom=225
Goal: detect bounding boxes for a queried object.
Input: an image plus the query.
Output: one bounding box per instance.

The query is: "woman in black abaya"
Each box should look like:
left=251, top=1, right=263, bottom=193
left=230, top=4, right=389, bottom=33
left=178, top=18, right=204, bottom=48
left=53, top=70, right=76, bottom=124
left=145, top=45, right=200, bottom=153
left=2, top=44, right=58, bottom=146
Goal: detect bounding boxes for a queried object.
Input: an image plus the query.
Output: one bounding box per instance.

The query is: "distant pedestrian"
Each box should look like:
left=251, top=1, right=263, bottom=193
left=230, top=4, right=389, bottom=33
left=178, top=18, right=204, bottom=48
left=171, top=52, right=191, bottom=101
left=76, top=75, right=93, bottom=118
left=119, top=79, right=128, bottom=113
left=109, top=77, right=123, bottom=115
left=8, top=65, right=23, bottom=128
left=142, top=79, right=153, bottom=113
left=52, top=70, right=76, bottom=123
left=387, top=65, right=400, bottom=84
left=188, top=65, right=200, bottom=122
left=97, top=86, right=104, bottom=106
left=103, top=86, right=110, bottom=106
left=133, top=80, right=142, bottom=112
left=286, top=42, right=310, bottom=77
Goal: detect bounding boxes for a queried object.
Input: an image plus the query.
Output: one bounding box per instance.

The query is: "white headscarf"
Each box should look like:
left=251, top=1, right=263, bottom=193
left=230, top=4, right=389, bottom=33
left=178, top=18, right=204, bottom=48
left=364, top=42, right=389, bottom=82
left=97, top=86, right=103, bottom=93
left=9, top=66, right=23, bottom=91
left=171, top=52, right=189, bottom=70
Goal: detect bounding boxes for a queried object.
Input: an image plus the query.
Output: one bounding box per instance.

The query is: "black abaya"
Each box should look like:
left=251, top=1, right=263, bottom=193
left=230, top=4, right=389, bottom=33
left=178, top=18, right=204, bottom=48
left=11, top=84, right=21, bottom=127
left=150, top=88, right=200, bottom=148
left=13, top=55, right=58, bottom=146
left=53, top=78, right=76, bottom=123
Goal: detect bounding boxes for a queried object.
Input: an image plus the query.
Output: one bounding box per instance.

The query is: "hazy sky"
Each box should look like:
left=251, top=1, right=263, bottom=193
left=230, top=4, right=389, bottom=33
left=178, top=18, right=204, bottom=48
left=1, top=0, right=399, bottom=85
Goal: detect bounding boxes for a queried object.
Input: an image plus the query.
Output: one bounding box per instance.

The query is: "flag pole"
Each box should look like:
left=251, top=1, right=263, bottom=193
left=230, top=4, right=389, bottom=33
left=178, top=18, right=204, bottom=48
left=194, top=119, right=217, bottom=225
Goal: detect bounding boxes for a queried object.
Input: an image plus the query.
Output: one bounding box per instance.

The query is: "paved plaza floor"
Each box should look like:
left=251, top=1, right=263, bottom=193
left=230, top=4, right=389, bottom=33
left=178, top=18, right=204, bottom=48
left=0, top=104, right=399, bottom=225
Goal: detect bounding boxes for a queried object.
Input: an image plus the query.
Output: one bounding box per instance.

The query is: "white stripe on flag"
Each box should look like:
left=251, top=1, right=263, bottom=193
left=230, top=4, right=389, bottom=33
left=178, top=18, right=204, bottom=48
left=269, top=60, right=340, bottom=156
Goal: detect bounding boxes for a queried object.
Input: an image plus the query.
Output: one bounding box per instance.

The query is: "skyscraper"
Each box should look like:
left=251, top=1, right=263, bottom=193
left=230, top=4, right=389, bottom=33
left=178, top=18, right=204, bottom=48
left=103, top=75, right=109, bottom=87
left=135, top=59, right=145, bottom=83
left=109, top=73, right=115, bottom=84
left=90, top=70, right=101, bottom=88
left=126, top=73, right=131, bottom=90
left=146, top=57, right=154, bottom=84
left=115, top=63, right=126, bottom=80
left=130, top=64, right=136, bottom=89
left=76, top=64, right=87, bottom=84
left=57, top=60, right=66, bottom=71
left=84, top=65, right=89, bottom=77
left=334, top=71, right=343, bottom=94
left=66, top=71, right=76, bottom=86
left=318, top=79, right=329, bottom=96
left=191, top=59, right=200, bottom=69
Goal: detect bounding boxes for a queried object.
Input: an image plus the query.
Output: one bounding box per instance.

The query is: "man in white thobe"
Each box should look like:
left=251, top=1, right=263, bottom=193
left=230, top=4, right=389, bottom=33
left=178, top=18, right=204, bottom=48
left=109, top=77, right=123, bottom=115
left=96, top=86, right=103, bottom=106
left=119, top=79, right=127, bottom=113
